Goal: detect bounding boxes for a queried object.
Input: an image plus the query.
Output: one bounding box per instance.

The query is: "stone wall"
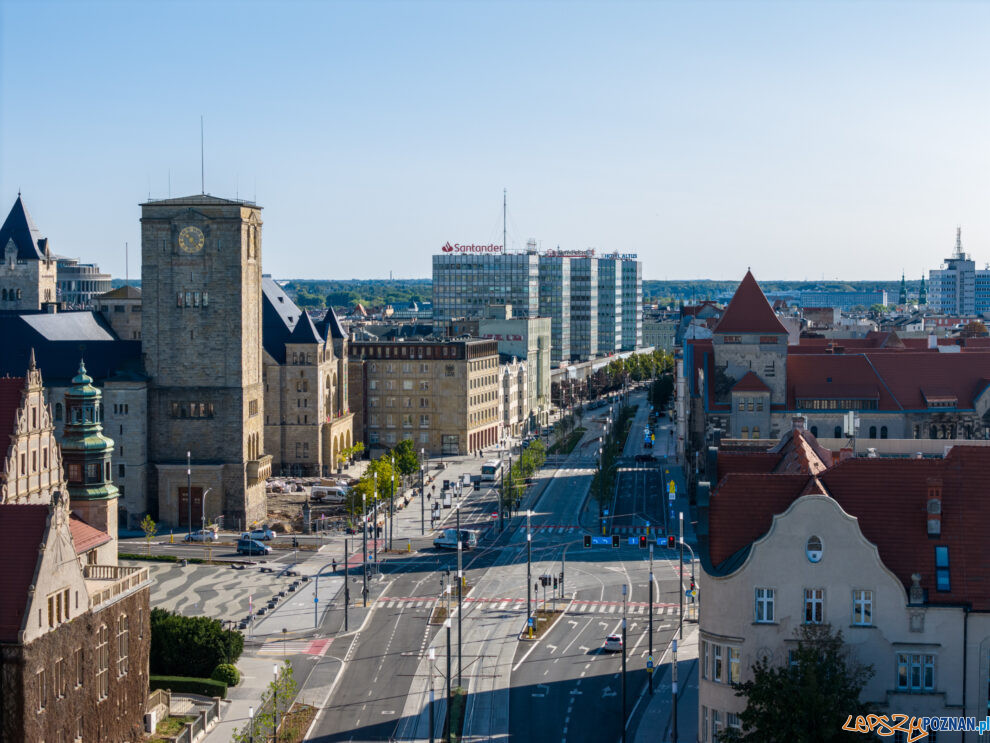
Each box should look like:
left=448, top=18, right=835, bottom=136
left=5, top=587, right=151, bottom=743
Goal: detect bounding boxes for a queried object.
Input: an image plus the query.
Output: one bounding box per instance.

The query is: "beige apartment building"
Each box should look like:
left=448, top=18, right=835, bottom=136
left=349, top=338, right=501, bottom=456
left=697, top=426, right=990, bottom=742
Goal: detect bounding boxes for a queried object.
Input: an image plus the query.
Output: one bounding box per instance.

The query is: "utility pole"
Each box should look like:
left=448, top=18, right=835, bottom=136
left=343, top=538, right=349, bottom=631
left=526, top=509, right=532, bottom=630
left=671, top=638, right=679, bottom=742
left=679, top=511, right=684, bottom=639
left=621, top=583, right=627, bottom=743
left=186, top=450, right=191, bottom=535
left=428, top=647, right=436, bottom=743
left=373, top=472, right=379, bottom=567
left=445, top=618, right=452, bottom=741
left=648, top=543, right=654, bottom=695
left=456, top=503, right=462, bottom=688
left=390, top=455, right=395, bottom=552
left=420, top=451, right=425, bottom=536
left=362, top=493, right=368, bottom=607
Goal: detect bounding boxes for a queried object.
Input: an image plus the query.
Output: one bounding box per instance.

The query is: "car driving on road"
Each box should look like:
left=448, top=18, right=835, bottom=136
left=243, top=528, right=276, bottom=541
left=604, top=634, right=623, bottom=652
left=183, top=529, right=219, bottom=542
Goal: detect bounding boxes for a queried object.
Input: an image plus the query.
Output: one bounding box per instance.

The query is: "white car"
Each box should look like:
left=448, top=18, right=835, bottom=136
left=184, top=529, right=219, bottom=543
left=604, top=634, right=623, bottom=652
left=244, top=528, right=276, bottom=541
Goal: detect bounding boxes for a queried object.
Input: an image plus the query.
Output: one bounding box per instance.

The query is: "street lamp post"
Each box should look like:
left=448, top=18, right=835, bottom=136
left=526, top=509, right=532, bottom=629
left=445, top=618, right=452, bottom=740
left=186, top=450, right=191, bottom=534
left=679, top=511, right=684, bottom=639
left=420, top=450, right=426, bottom=536
left=428, top=647, right=436, bottom=743
left=272, top=664, right=279, bottom=737
left=648, top=544, right=654, bottom=696
left=248, top=706, right=254, bottom=743
left=456, top=503, right=462, bottom=687
left=389, top=455, right=395, bottom=552
left=361, top=492, right=368, bottom=607
left=373, top=472, right=378, bottom=566
left=621, top=583, right=627, bottom=743
left=343, top=537, right=349, bottom=631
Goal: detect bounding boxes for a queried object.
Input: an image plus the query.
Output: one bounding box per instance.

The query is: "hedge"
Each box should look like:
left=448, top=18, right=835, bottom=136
left=149, top=675, right=227, bottom=699
left=151, top=608, right=244, bottom=678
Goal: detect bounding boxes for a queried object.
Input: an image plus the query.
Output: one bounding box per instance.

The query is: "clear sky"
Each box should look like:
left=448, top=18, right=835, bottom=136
left=2, top=0, right=989, bottom=281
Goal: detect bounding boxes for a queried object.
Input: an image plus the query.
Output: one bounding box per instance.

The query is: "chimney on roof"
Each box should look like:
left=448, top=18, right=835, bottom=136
left=927, top=477, right=942, bottom=537
left=838, top=447, right=854, bottom=463
left=928, top=332, right=937, bottom=350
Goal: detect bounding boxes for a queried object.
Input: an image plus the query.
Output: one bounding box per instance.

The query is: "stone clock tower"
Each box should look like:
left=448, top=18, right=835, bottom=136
left=141, top=195, right=269, bottom=529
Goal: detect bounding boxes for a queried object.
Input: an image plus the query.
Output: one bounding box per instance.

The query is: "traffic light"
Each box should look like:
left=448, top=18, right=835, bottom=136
left=553, top=577, right=558, bottom=590
left=584, top=534, right=592, bottom=548
left=639, top=535, right=647, bottom=549
left=690, top=577, right=696, bottom=591
left=612, top=535, right=620, bottom=548
left=667, top=535, right=676, bottom=549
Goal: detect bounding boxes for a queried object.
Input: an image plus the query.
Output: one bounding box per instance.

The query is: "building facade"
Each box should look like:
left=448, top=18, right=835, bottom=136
left=432, top=252, right=540, bottom=328
left=596, top=258, right=621, bottom=355
left=141, top=195, right=269, bottom=528
left=797, top=290, right=888, bottom=310
left=56, top=256, right=113, bottom=308
left=568, top=256, right=598, bottom=361
left=929, top=228, right=990, bottom=316
left=478, top=304, right=551, bottom=429
left=538, top=254, right=572, bottom=363
left=619, top=257, right=643, bottom=351
left=0, top=196, right=58, bottom=311
left=261, top=278, right=354, bottom=477
left=0, top=357, right=151, bottom=743
left=498, top=357, right=528, bottom=438
left=349, top=338, right=500, bottom=456
left=97, top=285, right=143, bottom=340
left=698, top=431, right=990, bottom=742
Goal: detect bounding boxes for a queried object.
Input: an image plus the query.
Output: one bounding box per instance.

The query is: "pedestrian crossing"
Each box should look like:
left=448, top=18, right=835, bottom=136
left=378, top=595, right=681, bottom=616
left=520, top=524, right=664, bottom=536
left=257, top=637, right=332, bottom=657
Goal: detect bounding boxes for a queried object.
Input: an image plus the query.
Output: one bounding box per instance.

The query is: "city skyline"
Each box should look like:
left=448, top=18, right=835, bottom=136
left=2, top=1, right=990, bottom=281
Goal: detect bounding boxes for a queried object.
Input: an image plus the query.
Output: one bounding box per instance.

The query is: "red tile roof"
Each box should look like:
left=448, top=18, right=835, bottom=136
left=864, top=353, right=990, bottom=410
left=0, top=505, right=48, bottom=642
left=707, top=446, right=990, bottom=610
left=713, top=271, right=788, bottom=335
left=732, top=371, right=771, bottom=393
left=70, top=514, right=111, bottom=554
left=0, top=377, right=24, bottom=447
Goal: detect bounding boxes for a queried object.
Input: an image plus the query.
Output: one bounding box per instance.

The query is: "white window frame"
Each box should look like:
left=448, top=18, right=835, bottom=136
left=804, top=588, right=824, bottom=624
left=728, top=646, right=740, bottom=684
left=896, top=653, right=935, bottom=692
left=712, top=644, right=723, bottom=683
left=852, top=589, right=873, bottom=626
left=755, top=587, right=775, bottom=623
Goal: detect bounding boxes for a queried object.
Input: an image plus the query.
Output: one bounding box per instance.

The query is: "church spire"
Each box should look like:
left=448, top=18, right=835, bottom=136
left=899, top=273, right=907, bottom=305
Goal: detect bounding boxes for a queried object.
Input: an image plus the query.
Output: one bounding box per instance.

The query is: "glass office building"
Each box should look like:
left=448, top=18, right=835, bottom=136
left=620, top=258, right=643, bottom=350
left=569, top=257, right=599, bottom=361
left=538, top=255, right=571, bottom=363
left=597, top=258, right=622, bottom=355
left=432, top=253, right=539, bottom=326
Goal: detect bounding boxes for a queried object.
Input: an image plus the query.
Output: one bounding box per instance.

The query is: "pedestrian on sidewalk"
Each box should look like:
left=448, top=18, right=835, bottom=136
left=332, top=558, right=337, bottom=573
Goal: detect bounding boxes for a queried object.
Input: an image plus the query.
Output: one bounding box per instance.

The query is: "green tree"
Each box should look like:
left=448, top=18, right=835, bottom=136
left=140, top=514, right=158, bottom=557
left=391, top=438, right=420, bottom=477
left=721, top=623, right=874, bottom=743
left=150, top=608, right=244, bottom=678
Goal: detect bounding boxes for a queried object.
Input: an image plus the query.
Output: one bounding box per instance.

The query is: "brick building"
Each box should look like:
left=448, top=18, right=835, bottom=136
left=349, top=338, right=501, bottom=456
left=0, top=357, right=151, bottom=742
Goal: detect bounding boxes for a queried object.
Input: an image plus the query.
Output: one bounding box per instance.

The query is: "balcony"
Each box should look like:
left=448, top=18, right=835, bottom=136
left=248, top=454, right=273, bottom=483
left=84, top=564, right=151, bottom=611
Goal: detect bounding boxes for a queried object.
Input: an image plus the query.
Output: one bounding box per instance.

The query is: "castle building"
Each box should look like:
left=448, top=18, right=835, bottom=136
left=0, top=357, right=151, bottom=742
left=141, top=195, right=269, bottom=529
left=261, top=278, right=354, bottom=476
left=0, top=195, right=58, bottom=311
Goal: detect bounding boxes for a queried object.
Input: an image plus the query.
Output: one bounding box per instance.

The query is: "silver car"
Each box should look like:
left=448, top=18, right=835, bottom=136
left=184, top=529, right=219, bottom=543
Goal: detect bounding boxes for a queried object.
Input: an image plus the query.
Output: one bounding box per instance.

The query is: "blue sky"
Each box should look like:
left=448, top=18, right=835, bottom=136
left=2, top=0, right=989, bottom=281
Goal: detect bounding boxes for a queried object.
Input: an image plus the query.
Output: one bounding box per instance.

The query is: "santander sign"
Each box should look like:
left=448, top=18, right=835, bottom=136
left=441, top=242, right=503, bottom=254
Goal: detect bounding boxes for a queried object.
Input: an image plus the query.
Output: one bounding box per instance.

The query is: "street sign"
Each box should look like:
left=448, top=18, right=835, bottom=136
left=528, top=617, right=535, bottom=626
left=647, top=656, right=654, bottom=669
left=627, top=537, right=638, bottom=546
left=314, top=597, right=319, bottom=603
left=686, top=589, right=697, bottom=598
left=668, top=492, right=675, bottom=503
left=668, top=481, right=676, bottom=495
left=603, top=509, right=609, bottom=516
left=591, top=536, right=610, bottom=546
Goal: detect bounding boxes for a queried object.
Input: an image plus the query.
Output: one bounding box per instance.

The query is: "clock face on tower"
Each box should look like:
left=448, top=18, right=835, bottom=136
left=178, top=225, right=205, bottom=254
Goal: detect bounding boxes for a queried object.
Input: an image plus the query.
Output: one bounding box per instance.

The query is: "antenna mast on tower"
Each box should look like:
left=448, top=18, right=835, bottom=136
left=200, top=116, right=205, bottom=194
left=503, top=188, right=507, bottom=251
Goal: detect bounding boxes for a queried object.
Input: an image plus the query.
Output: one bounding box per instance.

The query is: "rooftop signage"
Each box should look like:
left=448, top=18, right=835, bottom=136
left=441, top=242, right=503, bottom=254
left=543, top=248, right=595, bottom=258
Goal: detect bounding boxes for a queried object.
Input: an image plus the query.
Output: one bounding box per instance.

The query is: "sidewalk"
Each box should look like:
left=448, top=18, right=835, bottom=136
left=633, top=622, right=699, bottom=743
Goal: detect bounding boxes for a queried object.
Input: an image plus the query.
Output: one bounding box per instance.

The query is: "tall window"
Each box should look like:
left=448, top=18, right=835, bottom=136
left=935, top=546, right=950, bottom=591
left=701, top=640, right=709, bottom=679
left=37, top=669, right=47, bottom=711
left=804, top=588, right=824, bottom=624
left=852, top=590, right=873, bottom=626
left=96, top=624, right=109, bottom=700
left=117, top=615, right=129, bottom=676
left=712, top=644, right=723, bottom=683
left=896, top=653, right=935, bottom=691
left=755, top=588, right=774, bottom=623
left=728, top=646, right=740, bottom=683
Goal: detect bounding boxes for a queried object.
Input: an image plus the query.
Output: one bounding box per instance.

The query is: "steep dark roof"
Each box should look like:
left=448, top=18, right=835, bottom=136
left=0, top=505, right=48, bottom=642
left=0, top=196, right=48, bottom=261
left=261, top=277, right=300, bottom=364
left=0, top=313, right=143, bottom=384
left=317, top=308, right=346, bottom=340
left=714, top=271, right=788, bottom=335
left=288, top=312, right=324, bottom=344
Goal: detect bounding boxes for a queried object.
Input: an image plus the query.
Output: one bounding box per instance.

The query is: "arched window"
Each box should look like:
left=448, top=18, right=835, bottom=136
left=833, top=425, right=842, bottom=438
left=880, top=426, right=888, bottom=439
left=869, top=426, right=876, bottom=439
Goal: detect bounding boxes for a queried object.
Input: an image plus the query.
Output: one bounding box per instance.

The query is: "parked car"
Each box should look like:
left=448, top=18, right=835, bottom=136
left=604, top=634, right=623, bottom=652
left=237, top=538, right=272, bottom=556
left=184, top=529, right=219, bottom=543
left=244, top=528, right=275, bottom=541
